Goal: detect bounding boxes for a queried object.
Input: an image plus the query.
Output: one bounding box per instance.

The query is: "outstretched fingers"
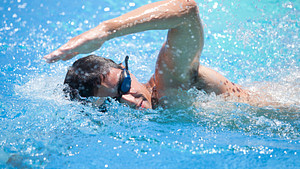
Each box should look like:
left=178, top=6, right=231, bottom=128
left=43, top=50, right=64, bottom=63
left=43, top=47, right=79, bottom=63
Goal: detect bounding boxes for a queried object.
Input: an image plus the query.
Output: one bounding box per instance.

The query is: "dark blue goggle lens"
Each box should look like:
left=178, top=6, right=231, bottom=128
left=118, top=56, right=131, bottom=94
left=120, top=69, right=131, bottom=93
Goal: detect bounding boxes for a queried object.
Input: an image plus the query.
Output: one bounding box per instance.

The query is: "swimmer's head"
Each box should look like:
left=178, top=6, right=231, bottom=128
left=64, top=54, right=152, bottom=109
left=64, top=54, right=122, bottom=100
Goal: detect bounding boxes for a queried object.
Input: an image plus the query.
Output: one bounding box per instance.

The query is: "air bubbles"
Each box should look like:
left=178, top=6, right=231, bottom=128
left=104, top=7, right=110, bottom=12
left=213, top=2, right=218, bottom=9
left=18, top=3, right=27, bottom=9
left=129, top=2, right=136, bottom=7
left=282, top=2, right=293, bottom=9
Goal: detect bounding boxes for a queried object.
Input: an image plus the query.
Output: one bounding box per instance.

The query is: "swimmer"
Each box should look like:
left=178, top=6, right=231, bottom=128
left=43, top=0, right=250, bottom=109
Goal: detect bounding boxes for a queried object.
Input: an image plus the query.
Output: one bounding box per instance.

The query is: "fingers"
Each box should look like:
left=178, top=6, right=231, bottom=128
left=43, top=49, right=79, bottom=63
left=43, top=32, right=102, bottom=63
left=43, top=50, right=64, bottom=63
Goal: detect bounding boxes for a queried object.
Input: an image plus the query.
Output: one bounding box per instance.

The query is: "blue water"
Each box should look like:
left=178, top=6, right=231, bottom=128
left=0, top=0, right=299, bottom=168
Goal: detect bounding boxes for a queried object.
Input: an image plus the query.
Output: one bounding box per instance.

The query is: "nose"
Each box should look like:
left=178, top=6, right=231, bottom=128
left=120, top=94, right=138, bottom=107
left=122, top=85, right=143, bottom=98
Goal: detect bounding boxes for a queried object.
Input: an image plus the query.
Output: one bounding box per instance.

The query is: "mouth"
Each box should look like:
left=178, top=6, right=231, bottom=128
left=139, top=100, right=144, bottom=108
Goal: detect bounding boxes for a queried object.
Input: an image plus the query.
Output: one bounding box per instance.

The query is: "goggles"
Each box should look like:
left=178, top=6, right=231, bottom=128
left=65, top=56, right=132, bottom=111
left=117, top=56, right=131, bottom=96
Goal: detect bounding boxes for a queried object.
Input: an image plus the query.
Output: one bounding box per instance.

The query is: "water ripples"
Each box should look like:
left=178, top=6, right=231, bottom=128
left=1, top=0, right=299, bottom=168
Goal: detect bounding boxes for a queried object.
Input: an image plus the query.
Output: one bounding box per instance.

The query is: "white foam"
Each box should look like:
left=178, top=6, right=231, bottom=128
left=14, top=71, right=71, bottom=106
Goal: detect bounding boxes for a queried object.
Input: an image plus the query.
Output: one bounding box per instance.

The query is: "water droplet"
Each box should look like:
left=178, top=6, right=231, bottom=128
left=213, top=2, right=218, bottom=9
left=129, top=3, right=135, bottom=7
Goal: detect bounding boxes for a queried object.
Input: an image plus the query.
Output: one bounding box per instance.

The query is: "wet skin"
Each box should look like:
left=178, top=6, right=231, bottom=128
left=93, top=67, right=152, bottom=109
left=43, top=0, right=250, bottom=109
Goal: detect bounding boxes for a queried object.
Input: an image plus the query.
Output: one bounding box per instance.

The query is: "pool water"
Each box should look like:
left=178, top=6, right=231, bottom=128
left=0, top=0, right=299, bottom=168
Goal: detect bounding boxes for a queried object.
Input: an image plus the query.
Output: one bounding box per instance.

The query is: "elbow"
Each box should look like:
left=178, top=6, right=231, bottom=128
left=185, top=0, right=198, bottom=7
left=180, top=0, right=199, bottom=13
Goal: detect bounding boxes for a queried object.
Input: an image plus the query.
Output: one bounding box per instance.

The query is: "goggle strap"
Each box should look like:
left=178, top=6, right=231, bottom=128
left=125, top=55, right=129, bottom=70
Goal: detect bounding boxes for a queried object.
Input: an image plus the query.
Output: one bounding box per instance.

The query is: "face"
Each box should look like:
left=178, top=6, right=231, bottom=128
left=94, top=67, right=152, bottom=109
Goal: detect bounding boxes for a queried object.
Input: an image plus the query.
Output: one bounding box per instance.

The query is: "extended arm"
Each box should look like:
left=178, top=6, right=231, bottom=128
left=196, top=65, right=250, bottom=99
left=43, top=0, right=202, bottom=63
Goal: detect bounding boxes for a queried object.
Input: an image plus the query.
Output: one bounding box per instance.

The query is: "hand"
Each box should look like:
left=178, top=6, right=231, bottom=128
left=43, top=26, right=107, bottom=63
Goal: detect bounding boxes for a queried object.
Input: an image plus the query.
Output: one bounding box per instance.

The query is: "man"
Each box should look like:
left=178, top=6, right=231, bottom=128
left=44, top=0, right=249, bottom=109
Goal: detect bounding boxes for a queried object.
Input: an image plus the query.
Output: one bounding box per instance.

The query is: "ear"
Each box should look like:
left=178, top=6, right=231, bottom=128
left=94, top=76, right=102, bottom=88
left=119, top=63, right=125, bottom=69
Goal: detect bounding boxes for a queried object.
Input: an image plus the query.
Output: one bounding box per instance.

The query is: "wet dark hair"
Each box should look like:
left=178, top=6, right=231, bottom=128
left=64, top=54, right=122, bottom=100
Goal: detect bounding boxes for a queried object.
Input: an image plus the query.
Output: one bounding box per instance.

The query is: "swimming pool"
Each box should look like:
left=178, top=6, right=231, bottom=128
left=0, top=0, right=299, bottom=168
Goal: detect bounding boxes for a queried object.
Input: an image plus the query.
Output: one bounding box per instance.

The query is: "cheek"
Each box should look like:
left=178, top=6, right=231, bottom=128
left=131, top=80, right=145, bottom=92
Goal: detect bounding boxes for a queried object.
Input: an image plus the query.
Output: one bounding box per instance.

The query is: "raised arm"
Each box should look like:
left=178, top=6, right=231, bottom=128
left=43, top=0, right=202, bottom=63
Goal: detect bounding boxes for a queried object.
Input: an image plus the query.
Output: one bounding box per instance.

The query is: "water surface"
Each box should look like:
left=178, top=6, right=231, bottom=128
left=0, top=0, right=299, bottom=168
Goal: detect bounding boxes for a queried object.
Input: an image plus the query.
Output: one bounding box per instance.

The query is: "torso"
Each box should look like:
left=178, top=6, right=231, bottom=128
left=146, top=64, right=251, bottom=109
left=146, top=65, right=200, bottom=109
